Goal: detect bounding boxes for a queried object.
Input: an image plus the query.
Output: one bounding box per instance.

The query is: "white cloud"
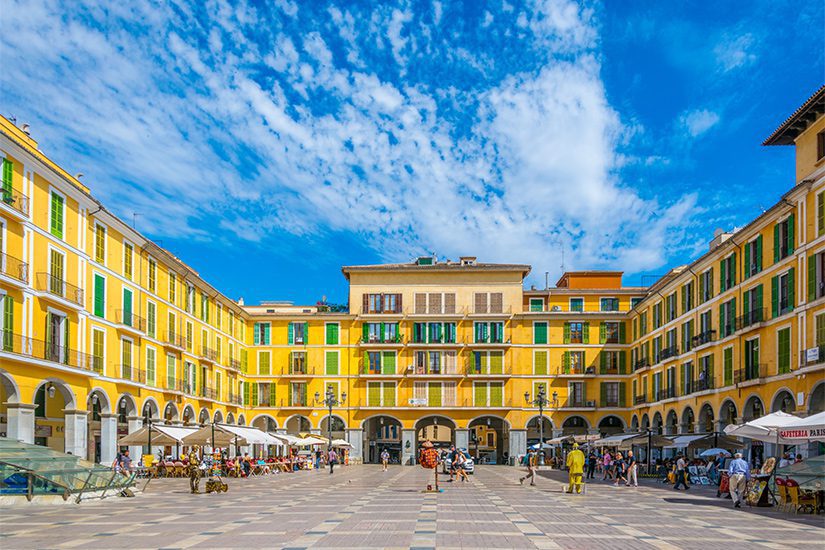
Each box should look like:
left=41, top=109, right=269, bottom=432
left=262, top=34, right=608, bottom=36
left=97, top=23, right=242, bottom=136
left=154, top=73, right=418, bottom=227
left=714, top=33, right=757, bottom=72
left=680, top=109, right=721, bottom=137
left=0, top=0, right=699, bottom=285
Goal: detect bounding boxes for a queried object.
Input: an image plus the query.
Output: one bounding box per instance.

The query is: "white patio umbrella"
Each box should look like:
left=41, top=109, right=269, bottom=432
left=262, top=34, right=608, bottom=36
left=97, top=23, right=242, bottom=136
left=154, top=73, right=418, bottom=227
left=723, top=411, right=799, bottom=442
left=775, top=411, right=825, bottom=443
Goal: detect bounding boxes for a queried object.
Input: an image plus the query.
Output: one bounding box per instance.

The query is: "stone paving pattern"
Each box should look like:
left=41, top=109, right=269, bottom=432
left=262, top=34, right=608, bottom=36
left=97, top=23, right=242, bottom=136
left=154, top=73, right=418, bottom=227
left=0, top=465, right=823, bottom=549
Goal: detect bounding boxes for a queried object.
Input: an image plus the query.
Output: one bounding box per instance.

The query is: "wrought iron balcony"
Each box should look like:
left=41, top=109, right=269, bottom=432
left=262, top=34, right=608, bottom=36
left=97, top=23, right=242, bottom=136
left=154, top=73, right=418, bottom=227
left=656, top=387, right=676, bottom=401
left=692, top=377, right=714, bottom=392
left=0, top=186, right=30, bottom=217
left=36, top=272, right=84, bottom=306
left=118, top=365, right=146, bottom=384
left=633, top=358, right=650, bottom=371
left=227, top=391, right=243, bottom=405
left=735, top=364, right=765, bottom=383
left=228, top=357, right=242, bottom=371
left=634, top=394, right=648, bottom=405
left=0, top=332, right=94, bottom=371
left=692, top=330, right=715, bottom=347
left=0, top=252, right=28, bottom=284
left=736, top=308, right=765, bottom=330
left=359, top=334, right=405, bottom=345
left=282, top=365, right=315, bottom=376
left=658, top=346, right=679, bottom=362
left=164, top=330, right=185, bottom=349
left=200, top=345, right=217, bottom=362
left=116, top=310, right=146, bottom=332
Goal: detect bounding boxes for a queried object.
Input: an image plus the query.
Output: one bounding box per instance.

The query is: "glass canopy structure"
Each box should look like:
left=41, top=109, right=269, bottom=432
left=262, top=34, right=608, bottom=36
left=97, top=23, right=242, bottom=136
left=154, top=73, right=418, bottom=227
left=0, top=438, right=135, bottom=502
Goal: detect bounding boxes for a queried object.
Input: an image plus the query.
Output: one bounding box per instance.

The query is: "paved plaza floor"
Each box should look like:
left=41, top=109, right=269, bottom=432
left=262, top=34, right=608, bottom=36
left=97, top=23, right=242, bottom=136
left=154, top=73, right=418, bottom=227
left=1, top=465, right=823, bottom=549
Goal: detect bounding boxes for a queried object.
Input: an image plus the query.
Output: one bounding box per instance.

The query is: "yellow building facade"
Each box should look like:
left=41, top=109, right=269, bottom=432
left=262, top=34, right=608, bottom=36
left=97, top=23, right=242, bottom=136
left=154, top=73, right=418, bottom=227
left=1, top=88, right=823, bottom=465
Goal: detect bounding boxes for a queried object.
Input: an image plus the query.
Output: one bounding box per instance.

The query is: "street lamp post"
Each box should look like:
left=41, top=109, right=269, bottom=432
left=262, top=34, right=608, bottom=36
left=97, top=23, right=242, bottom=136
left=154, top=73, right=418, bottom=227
left=524, top=384, right=556, bottom=465
left=315, top=385, right=347, bottom=474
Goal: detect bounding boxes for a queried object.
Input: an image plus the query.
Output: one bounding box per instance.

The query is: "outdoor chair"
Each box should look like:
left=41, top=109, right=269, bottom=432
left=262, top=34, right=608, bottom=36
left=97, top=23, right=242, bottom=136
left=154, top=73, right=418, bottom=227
left=774, top=478, right=790, bottom=512
left=784, top=479, right=817, bottom=514
left=174, top=463, right=185, bottom=477
left=164, top=463, right=175, bottom=477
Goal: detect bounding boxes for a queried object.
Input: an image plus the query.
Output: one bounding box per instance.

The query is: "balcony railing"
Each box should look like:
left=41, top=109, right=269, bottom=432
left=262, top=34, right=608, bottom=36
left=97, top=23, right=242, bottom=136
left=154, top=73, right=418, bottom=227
left=116, top=310, right=146, bottom=332
left=556, top=365, right=596, bottom=376
left=562, top=398, right=594, bottom=408
left=471, top=305, right=512, bottom=315
left=778, top=300, right=794, bottom=317
left=600, top=399, right=621, bottom=408
left=658, top=346, right=679, bottom=362
left=634, top=394, right=648, bottom=405
left=280, top=397, right=308, bottom=408
left=0, top=252, right=28, bottom=284
left=692, top=377, right=714, bottom=392
left=466, top=364, right=511, bottom=376
left=227, top=391, right=242, bottom=405
left=692, top=330, right=715, bottom=347
left=410, top=336, right=459, bottom=345
left=200, top=346, right=217, bottom=362
left=359, top=334, right=404, bottom=345
left=736, top=308, right=766, bottom=330
left=656, top=387, right=676, bottom=401
left=0, top=187, right=30, bottom=216
left=735, top=364, right=765, bottom=383
left=282, top=365, right=315, bottom=376
left=799, top=346, right=825, bottom=368
left=199, top=387, right=218, bottom=400
left=164, top=330, right=185, bottom=349
left=0, top=332, right=94, bottom=371
left=603, top=335, right=620, bottom=344
left=360, top=361, right=398, bottom=375
left=117, top=365, right=146, bottom=384
left=36, top=273, right=84, bottom=306
left=470, top=336, right=509, bottom=345
left=410, top=364, right=462, bottom=375
left=228, top=358, right=242, bottom=371
left=633, top=358, right=649, bottom=371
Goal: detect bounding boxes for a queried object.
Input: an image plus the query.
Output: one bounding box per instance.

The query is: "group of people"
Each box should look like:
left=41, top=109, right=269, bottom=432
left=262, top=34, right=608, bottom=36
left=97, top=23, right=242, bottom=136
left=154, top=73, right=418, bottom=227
left=589, top=450, right=639, bottom=487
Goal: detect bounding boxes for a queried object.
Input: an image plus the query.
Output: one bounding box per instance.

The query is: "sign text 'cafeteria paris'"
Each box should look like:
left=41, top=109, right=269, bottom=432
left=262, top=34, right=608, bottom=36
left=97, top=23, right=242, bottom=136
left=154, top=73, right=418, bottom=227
left=779, top=428, right=825, bottom=439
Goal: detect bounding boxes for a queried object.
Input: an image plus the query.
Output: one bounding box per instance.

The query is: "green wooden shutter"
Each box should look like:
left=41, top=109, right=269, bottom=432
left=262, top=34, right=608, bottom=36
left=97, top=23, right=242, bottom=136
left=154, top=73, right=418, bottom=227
left=809, top=255, right=817, bottom=302
left=619, top=322, right=626, bottom=344
left=730, top=252, right=736, bottom=287
left=699, top=274, right=705, bottom=303
left=819, top=193, right=825, bottom=236
left=428, top=383, right=441, bottom=407
left=269, top=383, right=277, bottom=406
left=254, top=323, right=260, bottom=345
left=619, top=351, right=627, bottom=374
left=742, top=289, right=751, bottom=317
left=771, top=275, right=779, bottom=318
left=303, top=322, right=309, bottom=345
left=719, top=303, right=726, bottom=337
left=251, top=383, right=259, bottom=406
left=362, top=323, right=369, bottom=342
left=288, top=322, right=294, bottom=345
left=368, top=383, right=380, bottom=406
left=756, top=284, right=763, bottom=315
left=581, top=321, right=588, bottom=344
left=2, top=295, right=13, bottom=351
left=382, top=351, right=396, bottom=374
left=326, top=323, right=338, bottom=345
left=535, top=322, right=547, bottom=345
left=534, top=350, right=547, bottom=375
left=778, top=328, right=790, bottom=374
left=563, top=322, right=570, bottom=344
left=788, top=214, right=795, bottom=254
left=490, top=383, right=503, bottom=406
left=724, top=348, right=733, bottom=386
left=490, top=351, right=503, bottom=374
left=50, top=193, right=64, bottom=238
left=599, top=322, right=606, bottom=344
left=93, top=275, right=105, bottom=317
left=774, top=223, right=781, bottom=263
left=789, top=267, right=796, bottom=311
left=243, top=381, right=249, bottom=405
left=263, top=323, right=270, bottom=345
left=599, top=352, right=607, bottom=374
left=1, top=158, right=12, bottom=196
left=383, top=383, right=395, bottom=406
left=562, top=351, right=570, bottom=374
left=618, top=382, right=626, bottom=407
left=756, top=235, right=763, bottom=272
left=600, top=382, right=607, bottom=407
left=325, top=351, right=339, bottom=375
left=122, top=288, right=132, bottom=325
left=744, top=243, right=751, bottom=278
left=474, top=383, right=486, bottom=406
left=720, top=259, right=727, bottom=292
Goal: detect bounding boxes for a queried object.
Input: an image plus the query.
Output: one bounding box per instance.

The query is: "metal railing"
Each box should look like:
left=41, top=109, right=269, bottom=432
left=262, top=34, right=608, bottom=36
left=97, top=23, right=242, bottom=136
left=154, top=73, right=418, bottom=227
left=280, top=397, right=309, bottom=408
left=692, top=330, right=715, bottom=347
left=164, top=330, right=185, bottom=349
left=799, top=346, right=825, bottom=368
left=735, top=364, right=765, bottom=383
left=281, top=365, right=315, bottom=376
left=466, top=364, right=512, bottom=376
left=659, top=346, right=679, bottom=362
left=778, top=300, right=794, bottom=317
left=36, top=273, right=84, bottom=306
left=469, top=336, right=509, bottom=345
left=600, top=399, right=621, bottom=407
left=736, top=308, right=765, bottom=330
left=556, top=365, right=597, bottom=376
left=409, top=364, right=463, bottom=375
left=199, top=387, right=218, bottom=400
left=200, top=345, right=217, bottom=362
left=692, top=377, right=714, bottom=392
left=0, top=252, right=28, bottom=283
left=0, top=332, right=94, bottom=371
left=0, top=186, right=30, bottom=216
left=117, top=365, right=146, bottom=384
left=359, top=362, right=399, bottom=375
left=359, top=334, right=405, bottom=345
left=633, top=358, right=649, bottom=371
left=227, top=391, right=242, bottom=405
left=562, top=399, right=594, bottom=408
left=634, top=394, right=648, bottom=405
left=656, top=387, right=676, bottom=401
left=470, top=305, right=512, bottom=315
left=228, top=358, right=242, bottom=371
left=115, top=310, right=146, bottom=332
left=408, top=305, right=466, bottom=315
left=409, top=335, right=460, bottom=345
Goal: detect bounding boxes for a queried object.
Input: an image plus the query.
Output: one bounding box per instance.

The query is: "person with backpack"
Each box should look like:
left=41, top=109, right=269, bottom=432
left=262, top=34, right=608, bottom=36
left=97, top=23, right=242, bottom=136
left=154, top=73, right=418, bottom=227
left=380, top=449, right=390, bottom=472
left=519, top=449, right=538, bottom=486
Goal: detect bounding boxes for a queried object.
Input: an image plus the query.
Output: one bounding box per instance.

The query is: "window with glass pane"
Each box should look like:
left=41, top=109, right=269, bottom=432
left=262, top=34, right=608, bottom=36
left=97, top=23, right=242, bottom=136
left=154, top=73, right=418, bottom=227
left=600, top=298, right=619, bottom=311
left=569, top=322, right=583, bottom=343
left=569, top=298, right=584, bottom=312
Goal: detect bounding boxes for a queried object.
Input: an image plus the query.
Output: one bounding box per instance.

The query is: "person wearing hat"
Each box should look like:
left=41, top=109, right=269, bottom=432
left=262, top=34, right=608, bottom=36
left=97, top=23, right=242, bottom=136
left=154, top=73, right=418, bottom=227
left=727, top=452, right=751, bottom=508
left=566, top=443, right=585, bottom=494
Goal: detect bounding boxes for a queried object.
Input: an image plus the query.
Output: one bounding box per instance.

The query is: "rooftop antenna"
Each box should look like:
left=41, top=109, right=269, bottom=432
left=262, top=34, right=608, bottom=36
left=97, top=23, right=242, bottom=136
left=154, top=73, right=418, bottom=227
left=560, top=243, right=565, bottom=272
left=545, top=271, right=549, bottom=290
left=132, top=212, right=141, bottom=230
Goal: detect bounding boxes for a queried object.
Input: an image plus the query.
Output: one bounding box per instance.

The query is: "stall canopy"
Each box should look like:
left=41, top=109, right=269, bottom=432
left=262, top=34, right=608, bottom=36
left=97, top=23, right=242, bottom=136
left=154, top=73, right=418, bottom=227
left=776, top=411, right=825, bottom=443
left=293, top=436, right=327, bottom=446
left=594, top=433, right=673, bottom=450
left=724, top=411, right=804, bottom=443
left=331, top=439, right=352, bottom=448
left=182, top=424, right=283, bottom=447
left=662, top=433, right=743, bottom=450
left=271, top=434, right=302, bottom=446
left=117, top=424, right=198, bottom=446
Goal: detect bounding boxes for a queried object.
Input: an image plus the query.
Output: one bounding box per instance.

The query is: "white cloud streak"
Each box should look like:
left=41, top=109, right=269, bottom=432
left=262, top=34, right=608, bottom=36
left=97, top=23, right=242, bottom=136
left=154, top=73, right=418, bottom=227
left=1, top=0, right=699, bottom=285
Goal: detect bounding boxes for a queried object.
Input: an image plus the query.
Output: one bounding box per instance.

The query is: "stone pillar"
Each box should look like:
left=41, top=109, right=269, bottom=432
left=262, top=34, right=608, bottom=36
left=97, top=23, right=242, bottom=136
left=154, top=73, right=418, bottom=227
left=4, top=403, right=36, bottom=444
left=401, top=429, right=415, bottom=465
left=509, top=429, right=527, bottom=466
left=99, top=414, right=118, bottom=466
left=63, top=409, right=89, bottom=459
left=346, top=428, right=363, bottom=464
left=455, top=428, right=469, bottom=451
left=127, top=416, right=144, bottom=459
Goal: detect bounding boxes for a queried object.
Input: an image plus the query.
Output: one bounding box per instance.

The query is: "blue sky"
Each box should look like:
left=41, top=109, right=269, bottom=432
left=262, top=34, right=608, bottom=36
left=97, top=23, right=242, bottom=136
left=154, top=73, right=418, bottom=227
left=2, top=0, right=823, bottom=305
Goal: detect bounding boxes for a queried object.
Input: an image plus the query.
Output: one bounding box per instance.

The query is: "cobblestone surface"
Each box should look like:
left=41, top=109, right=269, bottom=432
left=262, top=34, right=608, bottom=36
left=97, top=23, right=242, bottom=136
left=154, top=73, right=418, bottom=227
left=0, top=465, right=822, bottom=549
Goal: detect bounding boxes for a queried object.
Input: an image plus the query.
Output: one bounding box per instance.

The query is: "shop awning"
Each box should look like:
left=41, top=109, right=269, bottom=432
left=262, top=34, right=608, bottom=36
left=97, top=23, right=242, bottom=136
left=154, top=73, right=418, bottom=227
left=331, top=439, right=352, bottom=448
left=594, top=433, right=673, bottom=449
left=663, top=434, right=705, bottom=449
left=117, top=424, right=198, bottom=446
left=724, top=411, right=800, bottom=442
left=182, top=424, right=284, bottom=446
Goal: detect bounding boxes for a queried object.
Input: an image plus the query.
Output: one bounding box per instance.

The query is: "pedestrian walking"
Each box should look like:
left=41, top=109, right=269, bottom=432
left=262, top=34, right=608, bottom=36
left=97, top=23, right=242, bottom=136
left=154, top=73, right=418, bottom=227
left=602, top=451, right=613, bottom=480
left=613, top=452, right=627, bottom=486
left=673, top=454, right=689, bottom=491
left=626, top=450, right=638, bottom=487
left=454, top=450, right=470, bottom=482
left=566, top=443, right=585, bottom=494
left=519, top=449, right=538, bottom=486
left=727, top=452, right=751, bottom=508
left=586, top=452, right=597, bottom=479
left=381, top=449, right=390, bottom=472
left=328, top=449, right=338, bottom=474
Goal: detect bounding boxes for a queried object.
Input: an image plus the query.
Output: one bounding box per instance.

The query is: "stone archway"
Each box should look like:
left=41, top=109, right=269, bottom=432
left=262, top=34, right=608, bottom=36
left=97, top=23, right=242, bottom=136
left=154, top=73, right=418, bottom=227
left=181, top=404, right=196, bottom=425
left=362, top=415, right=403, bottom=464
left=630, top=414, right=639, bottom=431
left=415, top=415, right=456, bottom=449
left=198, top=407, right=210, bottom=425
left=163, top=402, right=179, bottom=423
left=318, top=414, right=346, bottom=440
left=743, top=395, right=764, bottom=422
left=286, top=415, right=312, bottom=434
left=237, top=414, right=246, bottom=426
left=665, top=410, right=678, bottom=435
left=213, top=409, right=224, bottom=424
left=32, top=379, right=79, bottom=456
left=641, top=413, right=650, bottom=431
left=771, top=389, right=795, bottom=413
left=468, top=415, right=510, bottom=464
left=698, top=403, right=715, bottom=433
left=719, top=399, right=738, bottom=430
left=681, top=406, right=695, bottom=433
left=652, top=412, right=663, bottom=435
left=526, top=415, right=553, bottom=445
left=598, top=415, right=625, bottom=436
left=86, top=389, right=112, bottom=464
left=561, top=415, right=589, bottom=436
left=810, top=383, right=825, bottom=414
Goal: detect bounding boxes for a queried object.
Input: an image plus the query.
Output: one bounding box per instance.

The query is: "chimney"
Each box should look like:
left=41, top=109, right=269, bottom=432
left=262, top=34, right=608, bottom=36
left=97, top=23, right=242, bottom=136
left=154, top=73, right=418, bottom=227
left=709, top=229, right=733, bottom=252
left=459, top=256, right=477, bottom=266
left=21, top=123, right=30, bottom=136
left=237, top=297, right=245, bottom=306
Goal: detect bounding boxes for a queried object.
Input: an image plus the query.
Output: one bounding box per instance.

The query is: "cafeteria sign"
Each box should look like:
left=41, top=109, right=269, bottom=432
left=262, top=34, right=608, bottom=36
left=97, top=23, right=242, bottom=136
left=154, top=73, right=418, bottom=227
left=779, top=428, right=825, bottom=440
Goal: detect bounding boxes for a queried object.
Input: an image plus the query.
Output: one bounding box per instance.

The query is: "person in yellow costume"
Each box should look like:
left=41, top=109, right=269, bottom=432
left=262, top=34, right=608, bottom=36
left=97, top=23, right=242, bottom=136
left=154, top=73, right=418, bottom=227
left=566, top=443, right=585, bottom=494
